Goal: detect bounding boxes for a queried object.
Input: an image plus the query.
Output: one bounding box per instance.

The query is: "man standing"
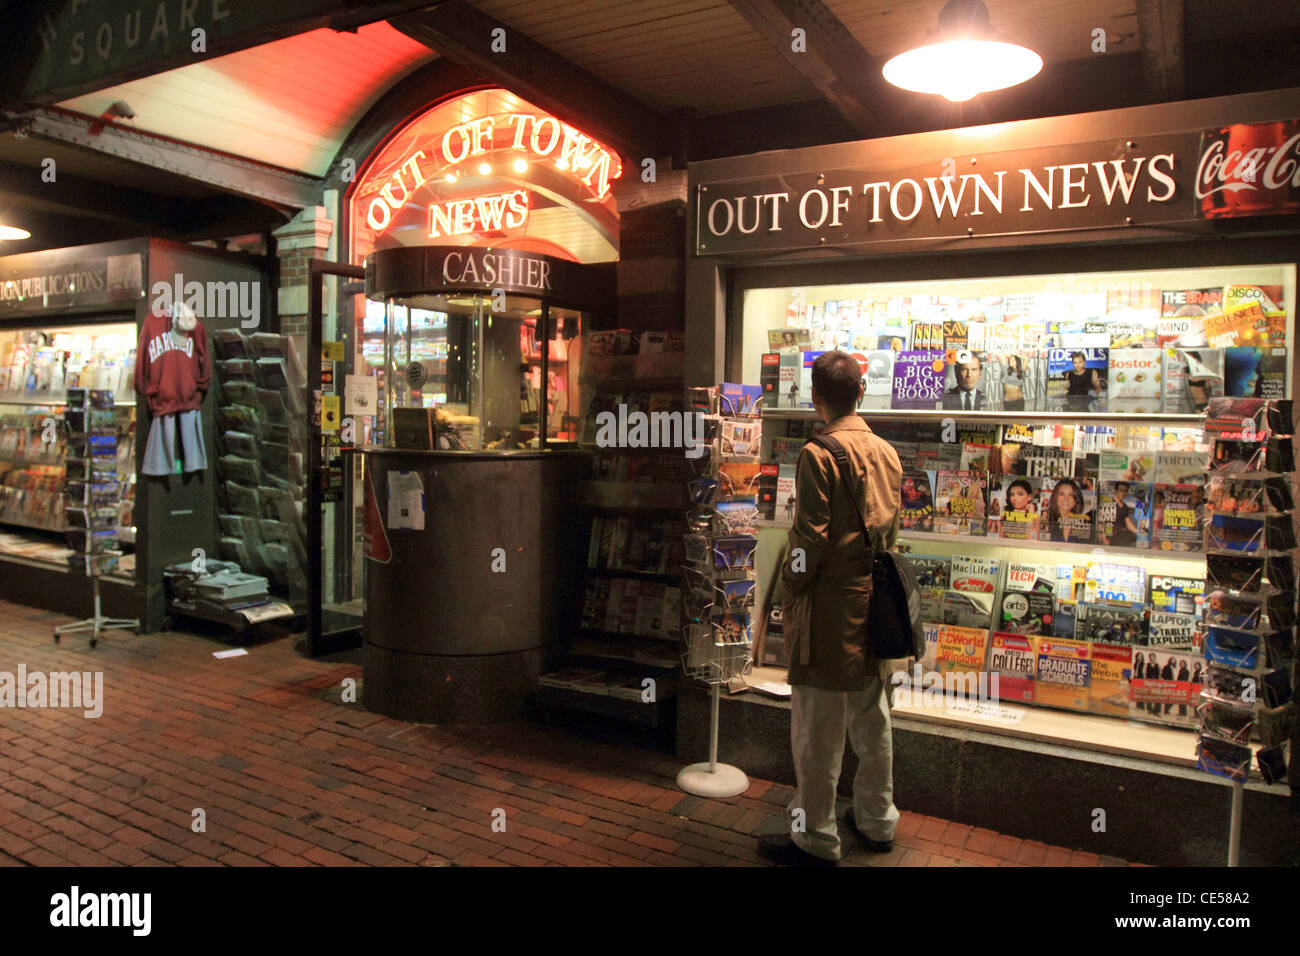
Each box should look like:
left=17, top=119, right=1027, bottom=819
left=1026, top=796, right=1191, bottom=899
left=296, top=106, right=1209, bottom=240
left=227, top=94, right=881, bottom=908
left=942, top=354, right=984, bottom=410
left=758, top=351, right=903, bottom=866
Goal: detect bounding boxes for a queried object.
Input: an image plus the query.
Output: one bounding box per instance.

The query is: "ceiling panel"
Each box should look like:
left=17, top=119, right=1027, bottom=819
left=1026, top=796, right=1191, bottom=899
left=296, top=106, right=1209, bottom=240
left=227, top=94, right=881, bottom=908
left=469, top=0, right=820, bottom=114
left=56, top=21, right=436, bottom=176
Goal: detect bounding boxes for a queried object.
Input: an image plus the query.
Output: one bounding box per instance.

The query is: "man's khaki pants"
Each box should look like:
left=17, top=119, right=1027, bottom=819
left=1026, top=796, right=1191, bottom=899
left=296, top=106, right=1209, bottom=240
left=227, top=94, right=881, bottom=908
left=787, top=666, right=900, bottom=861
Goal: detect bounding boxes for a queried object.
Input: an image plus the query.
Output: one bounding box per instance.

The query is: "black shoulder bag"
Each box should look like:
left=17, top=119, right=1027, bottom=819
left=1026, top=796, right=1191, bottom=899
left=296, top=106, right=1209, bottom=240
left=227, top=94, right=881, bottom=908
left=806, top=433, right=926, bottom=661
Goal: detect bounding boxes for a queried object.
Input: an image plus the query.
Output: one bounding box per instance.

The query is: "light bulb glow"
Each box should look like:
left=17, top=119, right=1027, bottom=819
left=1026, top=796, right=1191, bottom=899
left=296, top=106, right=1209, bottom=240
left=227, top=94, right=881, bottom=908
left=882, top=39, right=1042, bottom=101
left=477, top=161, right=492, bottom=176
left=445, top=171, right=458, bottom=183
left=513, top=158, right=528, bottom=173
left=0, top=224, right=31, bottom=240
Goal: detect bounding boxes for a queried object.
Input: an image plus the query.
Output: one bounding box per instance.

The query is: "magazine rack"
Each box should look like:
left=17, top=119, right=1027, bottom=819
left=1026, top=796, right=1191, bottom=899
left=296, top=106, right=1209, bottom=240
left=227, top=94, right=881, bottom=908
left=1195, top=398, right=1297, bottom=866
left=55, top=388, right=139, bottom=648
left=677, top=387, right=760, bottom=798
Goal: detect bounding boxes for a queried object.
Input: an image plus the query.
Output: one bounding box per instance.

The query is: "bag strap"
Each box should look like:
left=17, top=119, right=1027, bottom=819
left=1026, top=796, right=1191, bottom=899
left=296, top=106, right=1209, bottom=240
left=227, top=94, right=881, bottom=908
left=807, top=433, right=873, bottom=551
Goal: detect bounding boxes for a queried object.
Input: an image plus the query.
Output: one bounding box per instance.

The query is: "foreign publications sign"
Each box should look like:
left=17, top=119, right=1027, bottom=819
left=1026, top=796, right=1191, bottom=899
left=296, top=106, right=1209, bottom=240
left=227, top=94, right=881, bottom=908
left=694, top=119, right=1300, bottom=256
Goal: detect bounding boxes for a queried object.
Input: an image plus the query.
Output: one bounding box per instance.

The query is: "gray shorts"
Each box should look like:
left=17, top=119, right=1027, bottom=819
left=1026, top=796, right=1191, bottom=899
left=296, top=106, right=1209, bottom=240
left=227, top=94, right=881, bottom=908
left=143, top=410, right=208, bottom=475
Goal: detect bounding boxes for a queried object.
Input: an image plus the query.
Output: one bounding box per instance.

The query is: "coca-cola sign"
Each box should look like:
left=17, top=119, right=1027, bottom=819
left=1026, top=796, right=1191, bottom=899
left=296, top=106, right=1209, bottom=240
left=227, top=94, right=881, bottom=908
left=1197, top=121, right=1300, bottom=219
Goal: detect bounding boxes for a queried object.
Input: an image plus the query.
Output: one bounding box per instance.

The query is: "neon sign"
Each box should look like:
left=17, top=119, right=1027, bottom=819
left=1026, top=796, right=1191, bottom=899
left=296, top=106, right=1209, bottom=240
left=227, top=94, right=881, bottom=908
left=363, top=110, right=621, bottom=234
left=429, top=189, right=529, bottom=238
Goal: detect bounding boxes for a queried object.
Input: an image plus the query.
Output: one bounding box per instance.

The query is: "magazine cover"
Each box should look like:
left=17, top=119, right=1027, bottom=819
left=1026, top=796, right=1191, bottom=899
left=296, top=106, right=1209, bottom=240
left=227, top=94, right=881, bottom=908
left=989, top=632, right=1036, bottom=703
left=768, top=328, right=812, bottom=352
left=933, top=470, right=988, bottom=535
left=1019, top=446, right=1079, bottom=479
left=1152, top=450, right=1208, bottom=486
left=1223, top=283, right=1284, bottom=315
left=943, top=590, right=995, bottom=629
left=1047, top=347, right=1108, bottom=412
left=1163, top=348, right=1224, bottom=412
left=1152, top=484, right=1204, bottom=552
left=891, top=350, right=946, bottom=410
left=899, top=469, right=935, bottom=532
left=920, top=622, right=941, bottom=671
left=1130, top=648, right=1202, bottom=727
left=911, top=555, right=952, bottom=590
left=991, top=476, right=1042, bottom=540
left=981, top=352, right=1028, bottom=412
left=1149, top=574, right=1205, bottom=616
left=1158, top=287, right=1221, bottom=347
left=1082, top=561, right=1147, bottom=604
left=959, top=441, right=994, bottom=474
left=935, top=625, right=990, bottom=680
left=1039, top=476, right=1095, bottom=544
left=1075, top=601, right=1147, bottom=644
left=1088, top=642, right=1133, bottom=717
left=941, top=352, right=988, bottom=410
left=1035, top=637, right=1091, bottom=711
left=909, top=323, right=944, bottom=351
left=1106, top=348, right=1162, bottom=412
left=860, top=349, right=895, bottom=409
left=1004, top=560, right=1060, bottom=594
left=775, top=465, right=797, bottom=522
left=998, top=589, right=1054, bottom=635
left=797, top=351, right=825, bottom=409
left=950, top=554, right=999, bottom=593
left=770, top=436, right=806, bottom=465
left=1096, top=480, right=1151, bottom=549
left=1148, top=610, right=1201, bottom=649
left=1203, top=301, right=1269, bottom=348
left=778, top=352, right=800, bottom=408
left=1225, top=346, right=1287, bottom=399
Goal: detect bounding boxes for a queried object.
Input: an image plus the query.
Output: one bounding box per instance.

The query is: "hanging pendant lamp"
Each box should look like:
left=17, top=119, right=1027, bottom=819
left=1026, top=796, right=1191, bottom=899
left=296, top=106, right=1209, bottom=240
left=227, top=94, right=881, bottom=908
left=882, top=0, right=1043, bottom=103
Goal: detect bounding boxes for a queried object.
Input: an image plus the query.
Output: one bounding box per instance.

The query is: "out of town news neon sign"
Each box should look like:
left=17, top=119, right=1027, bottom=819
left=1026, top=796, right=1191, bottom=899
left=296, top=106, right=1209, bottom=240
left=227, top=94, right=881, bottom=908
left=364, top=112, right=621, bottom=235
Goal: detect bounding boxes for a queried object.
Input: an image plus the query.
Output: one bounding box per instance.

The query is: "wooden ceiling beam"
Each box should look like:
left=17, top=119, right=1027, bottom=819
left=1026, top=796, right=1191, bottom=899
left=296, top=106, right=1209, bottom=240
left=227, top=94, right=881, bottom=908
left=389, top=1, right=675, bottom=163
left=1136, top=0, right=1186, bottom=102
left=725, top=0, right=895, bottom=138
left=0, top=159, right=187, bottom=232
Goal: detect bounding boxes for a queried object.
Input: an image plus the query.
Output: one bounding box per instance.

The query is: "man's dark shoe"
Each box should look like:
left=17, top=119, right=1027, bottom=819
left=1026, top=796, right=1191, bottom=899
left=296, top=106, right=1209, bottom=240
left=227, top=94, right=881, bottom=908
left=844, top=808, right=894, bottom=853
left=757, top=832, right=838, bottom=867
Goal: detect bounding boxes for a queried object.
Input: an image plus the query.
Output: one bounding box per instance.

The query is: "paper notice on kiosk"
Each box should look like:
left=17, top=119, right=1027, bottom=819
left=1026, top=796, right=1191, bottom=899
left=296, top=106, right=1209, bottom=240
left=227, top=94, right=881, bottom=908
left=387, top=470, right=425, bottom=531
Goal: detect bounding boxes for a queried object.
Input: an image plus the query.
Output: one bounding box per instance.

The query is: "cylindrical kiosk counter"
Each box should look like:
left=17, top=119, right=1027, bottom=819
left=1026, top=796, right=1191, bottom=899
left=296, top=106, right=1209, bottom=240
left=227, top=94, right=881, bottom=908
left=361, top=448, right=587, bottom=723
left=358, top=245, right=613, bottom=722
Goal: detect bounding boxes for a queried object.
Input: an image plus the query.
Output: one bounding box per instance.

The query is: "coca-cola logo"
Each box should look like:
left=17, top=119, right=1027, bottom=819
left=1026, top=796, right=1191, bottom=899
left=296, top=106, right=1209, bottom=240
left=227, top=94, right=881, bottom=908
left=1196, top=128, right=1300, bottom=199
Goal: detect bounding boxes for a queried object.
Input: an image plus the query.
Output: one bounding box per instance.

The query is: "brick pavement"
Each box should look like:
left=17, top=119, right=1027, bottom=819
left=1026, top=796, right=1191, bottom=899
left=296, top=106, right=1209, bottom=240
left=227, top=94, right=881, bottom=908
left=0, top=600, right=1142, bottom=867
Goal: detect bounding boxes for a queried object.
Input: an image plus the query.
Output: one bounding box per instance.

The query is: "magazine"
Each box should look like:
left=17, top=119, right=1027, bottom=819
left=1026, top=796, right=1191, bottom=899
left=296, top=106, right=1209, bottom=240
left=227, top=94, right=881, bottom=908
left=1147, top=610, right=1201, bottom=649
left=1035, top=638, right=1091, bottom=711
left=891, top=350, right=945, bottom=410
left=1106, top=348, right=1162, bottom=413
left=950, top=554, right=999, bottom=593
left=988, top=633, right=1036, bottom=703
left=1088, top=642, right=1132, bottom=717
left=768, top=328, right=812, bottom=351
left=991, top=475, right=1042, bottom=540
left=1004, top=560, right=1060, bottom=594
left=1075, top=601, right=1147, bottom=644
left=1148, top=575, right=1205, bottom=616
left=1152, top=484, right=1204, bottom=552
left=910, top=554, right=952, bottom=590
left=1129, top=648, right=1202, bottom=727
left=997, top=590, right=1054, bottom=635
left=899, top=469, right=935, bottom=532
left=933, top=470, right=988, bottom=536
left=943, top=590, right=994, bottom=629
left=860, top=349, right=895, bottom=409
left=1039, top=476, right=1095, bottom=544
left=1095, top=480, right=1151, bottom=549
left=935, top=625, right=990, bottom=680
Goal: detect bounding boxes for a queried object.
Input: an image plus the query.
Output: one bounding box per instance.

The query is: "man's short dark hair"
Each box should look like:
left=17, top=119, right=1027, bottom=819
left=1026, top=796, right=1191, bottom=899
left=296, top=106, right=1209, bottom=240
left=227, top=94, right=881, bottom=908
left=811, top=350, right=862, bottom=414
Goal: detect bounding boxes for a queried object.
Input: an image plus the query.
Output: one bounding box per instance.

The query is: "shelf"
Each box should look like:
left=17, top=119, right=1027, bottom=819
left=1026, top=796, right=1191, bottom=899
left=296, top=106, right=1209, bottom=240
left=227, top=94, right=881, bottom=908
left=0, top=397, right=135, bottom=407
left=758, top=520, right=1207, bottom=560
left=762, top=408, right=1205, bottom=425
left=0, top=515, right=67, bottom=533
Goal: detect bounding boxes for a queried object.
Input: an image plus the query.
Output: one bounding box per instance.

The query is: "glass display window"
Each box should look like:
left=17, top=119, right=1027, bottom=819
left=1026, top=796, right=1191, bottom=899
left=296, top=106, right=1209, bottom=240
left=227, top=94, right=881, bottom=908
left=743, top=262, right=1295, bottom=731
left=0, top=320, right=139, bottom=572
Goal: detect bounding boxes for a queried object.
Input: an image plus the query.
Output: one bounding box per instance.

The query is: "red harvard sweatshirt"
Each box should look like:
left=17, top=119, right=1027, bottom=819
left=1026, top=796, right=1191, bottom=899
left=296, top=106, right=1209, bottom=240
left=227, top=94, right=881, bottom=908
left=133, top=313, right=212, bottom=416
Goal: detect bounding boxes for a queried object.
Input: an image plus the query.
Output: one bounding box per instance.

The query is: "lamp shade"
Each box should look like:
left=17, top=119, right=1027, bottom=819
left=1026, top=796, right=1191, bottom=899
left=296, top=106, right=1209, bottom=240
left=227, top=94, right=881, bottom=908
left=882, top=0, right=1043, bottom=102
